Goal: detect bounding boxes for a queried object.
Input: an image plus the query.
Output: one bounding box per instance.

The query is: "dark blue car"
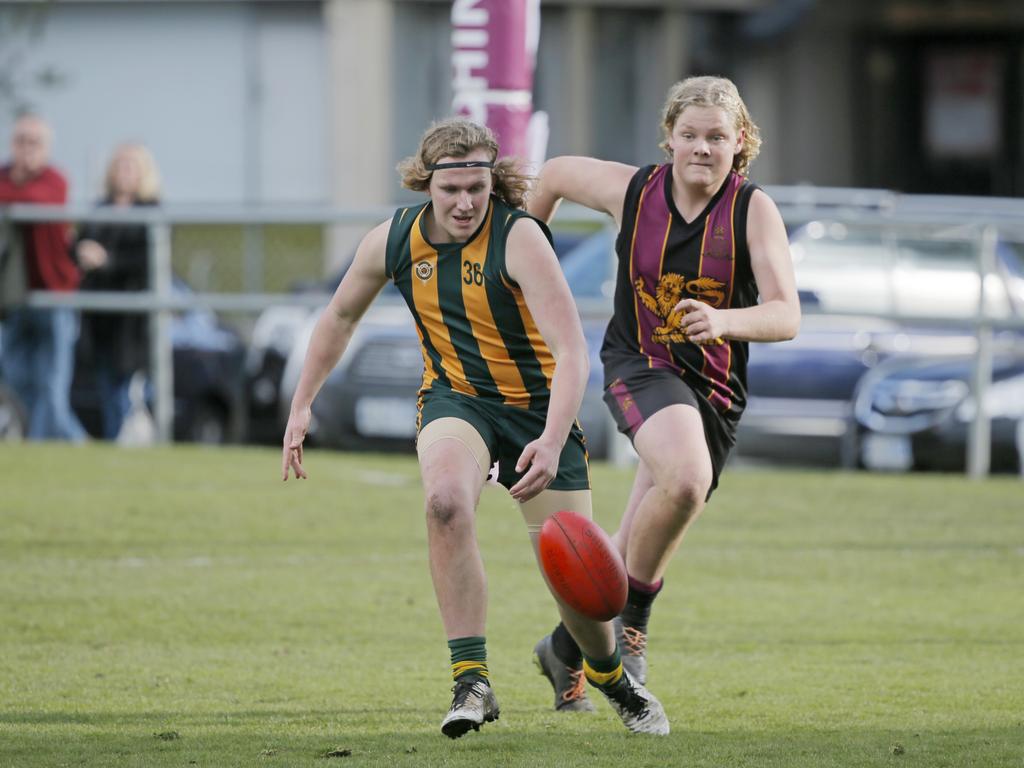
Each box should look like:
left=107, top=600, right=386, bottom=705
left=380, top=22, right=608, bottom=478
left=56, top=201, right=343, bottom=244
left=854, top=347, right=1024, bottom=473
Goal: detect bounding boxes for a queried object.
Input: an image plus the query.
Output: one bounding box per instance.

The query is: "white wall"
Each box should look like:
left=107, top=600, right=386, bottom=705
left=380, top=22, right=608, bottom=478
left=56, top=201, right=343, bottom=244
left=0, top=1, right=329, bottom=204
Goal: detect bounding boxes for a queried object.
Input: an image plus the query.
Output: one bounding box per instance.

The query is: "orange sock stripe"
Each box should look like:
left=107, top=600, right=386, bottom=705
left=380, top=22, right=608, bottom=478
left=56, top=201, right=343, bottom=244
left=451, top=661, right=489, bottom=680
left=583, top=660, right=623, bottom=687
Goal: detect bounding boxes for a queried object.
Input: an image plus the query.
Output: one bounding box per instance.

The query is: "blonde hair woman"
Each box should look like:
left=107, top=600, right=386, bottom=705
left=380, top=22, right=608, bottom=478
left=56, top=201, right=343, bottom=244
left=75, top=143, right=163, bottom=440
left=102, top=143, right=161, bottom=205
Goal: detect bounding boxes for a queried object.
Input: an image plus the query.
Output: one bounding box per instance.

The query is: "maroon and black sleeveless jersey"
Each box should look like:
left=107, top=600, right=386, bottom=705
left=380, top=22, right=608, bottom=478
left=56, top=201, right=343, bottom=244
left=601, top=164, right=759, bottom=422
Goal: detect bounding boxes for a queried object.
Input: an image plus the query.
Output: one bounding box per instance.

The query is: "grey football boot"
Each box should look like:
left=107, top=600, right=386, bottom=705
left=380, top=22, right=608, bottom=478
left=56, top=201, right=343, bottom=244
left=440, top=678, right=500, bottom=738
left=614, top=616, right=648, bottom=685
left=594, top=668, right=669, bottom=735
left=533, top=634, right=597, bottom=712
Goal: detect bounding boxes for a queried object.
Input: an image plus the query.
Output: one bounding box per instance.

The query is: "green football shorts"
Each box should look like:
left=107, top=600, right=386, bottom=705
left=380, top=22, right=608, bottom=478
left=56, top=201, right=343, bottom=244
left=417, top=388, right=590, bottom=492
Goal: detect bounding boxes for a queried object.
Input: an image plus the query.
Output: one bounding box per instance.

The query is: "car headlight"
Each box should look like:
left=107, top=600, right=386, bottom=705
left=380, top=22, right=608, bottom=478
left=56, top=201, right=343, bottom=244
left=858, top=378, right=968, bottom=433
left=873, top=378, right=968, bottom=416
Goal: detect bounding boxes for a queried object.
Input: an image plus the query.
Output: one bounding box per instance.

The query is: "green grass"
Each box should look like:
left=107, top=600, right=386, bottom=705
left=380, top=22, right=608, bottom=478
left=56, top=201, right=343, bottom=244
left=1, top=444, right=1022, bottom=767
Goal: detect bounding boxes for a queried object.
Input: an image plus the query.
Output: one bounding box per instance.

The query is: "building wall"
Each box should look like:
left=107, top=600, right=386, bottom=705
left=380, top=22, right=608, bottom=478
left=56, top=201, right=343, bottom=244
left=738, top=3, right=859, bottom=188
left=0, top=0, right=856, bottom=207
left=0, top=1, right=329, bottom=204
left=3, top=0, right=1018, bottom=212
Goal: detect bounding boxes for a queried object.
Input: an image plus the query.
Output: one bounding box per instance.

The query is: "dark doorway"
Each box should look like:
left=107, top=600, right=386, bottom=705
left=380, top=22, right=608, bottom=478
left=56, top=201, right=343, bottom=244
left=862, top=34, right=1022, bottom=196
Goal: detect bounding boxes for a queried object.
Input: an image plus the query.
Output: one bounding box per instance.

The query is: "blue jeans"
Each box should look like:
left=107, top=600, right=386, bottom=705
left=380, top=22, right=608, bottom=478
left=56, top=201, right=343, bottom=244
left=94, top=364, right=131, bottom=440
left=0, top=306, right=87, bottom=442
left=92, top=353, right=151, bottom=441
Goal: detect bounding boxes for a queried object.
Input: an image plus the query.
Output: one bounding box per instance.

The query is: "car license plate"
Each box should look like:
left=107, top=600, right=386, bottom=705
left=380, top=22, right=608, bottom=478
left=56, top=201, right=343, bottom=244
left=355, top=397, right=417, bottom=438
left=860, top=433, right=913, bottom=471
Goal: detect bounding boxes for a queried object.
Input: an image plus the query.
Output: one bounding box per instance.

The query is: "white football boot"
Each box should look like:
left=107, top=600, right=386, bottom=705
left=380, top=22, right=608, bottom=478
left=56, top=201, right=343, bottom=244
left=440, top=678, right=500, bottom=738
left=595, top=669, right=669, bottom=735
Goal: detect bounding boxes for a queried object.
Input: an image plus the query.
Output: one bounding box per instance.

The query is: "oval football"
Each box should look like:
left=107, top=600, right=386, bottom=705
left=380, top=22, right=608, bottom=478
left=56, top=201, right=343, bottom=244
left=538, top=510, right=627, bottom=622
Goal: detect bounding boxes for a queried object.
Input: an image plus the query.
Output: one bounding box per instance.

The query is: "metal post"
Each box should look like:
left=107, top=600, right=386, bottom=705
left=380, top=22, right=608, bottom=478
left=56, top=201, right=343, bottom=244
left=967, top=225, right=997, bottom=478
left=243, top=224, right=264, bottom=293
left=148, top=222, right=174, bottom=443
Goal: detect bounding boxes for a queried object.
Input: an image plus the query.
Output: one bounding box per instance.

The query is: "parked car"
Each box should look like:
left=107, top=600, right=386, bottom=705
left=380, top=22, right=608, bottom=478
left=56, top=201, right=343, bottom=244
left=736, top=220, right=1024, bottom=467
left=267, top=228, right=618, bottom=456
left=789, top=219, right=1024, bottom=319
left=246, top=298, right=341, bottom=444
left=738, top=315, right=976, bottom=466
left=853, top=347, right=1024, bottom=473
left=71, top=277, right=246, bottom=443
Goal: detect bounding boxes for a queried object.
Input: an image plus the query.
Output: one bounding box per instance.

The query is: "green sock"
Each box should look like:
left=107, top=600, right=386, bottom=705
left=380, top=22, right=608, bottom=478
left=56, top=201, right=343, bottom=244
left=448, top=636, right=488, bottom=684
left=582, top=648, right=623, bottom=691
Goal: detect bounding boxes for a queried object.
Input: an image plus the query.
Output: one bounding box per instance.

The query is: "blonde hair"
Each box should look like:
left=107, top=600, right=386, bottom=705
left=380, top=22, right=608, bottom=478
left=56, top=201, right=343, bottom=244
left=104, top=143, right=161, bottom=203
left=397, top=117, right=531, bottom=209
left=659, top=76, right=761, bottom=176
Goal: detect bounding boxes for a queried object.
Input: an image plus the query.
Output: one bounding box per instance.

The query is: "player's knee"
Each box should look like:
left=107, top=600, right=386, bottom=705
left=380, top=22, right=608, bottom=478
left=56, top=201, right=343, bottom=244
left=662, top=472, right=710, bottom=519
left=424, top=487, right=472, bottom=529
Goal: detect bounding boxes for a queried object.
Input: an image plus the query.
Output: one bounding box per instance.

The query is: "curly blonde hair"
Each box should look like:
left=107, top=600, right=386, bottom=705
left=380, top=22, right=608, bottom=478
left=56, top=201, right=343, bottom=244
left=659, top=76, right=761, bottom=176
left=397, top=117, right=532, bottom=209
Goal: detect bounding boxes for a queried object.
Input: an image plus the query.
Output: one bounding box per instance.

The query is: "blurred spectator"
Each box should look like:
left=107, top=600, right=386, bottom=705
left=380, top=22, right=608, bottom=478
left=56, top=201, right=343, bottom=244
left=0, top=114, right=86, bottom=442
left=76, top=143, right=161, bottom=440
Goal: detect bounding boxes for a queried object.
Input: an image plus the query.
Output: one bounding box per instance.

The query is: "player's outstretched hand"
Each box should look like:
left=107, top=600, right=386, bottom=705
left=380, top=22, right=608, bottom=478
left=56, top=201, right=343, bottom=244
left=510, top=435, right=561, bottom=503
left=282, top=407, right=311, bottom=481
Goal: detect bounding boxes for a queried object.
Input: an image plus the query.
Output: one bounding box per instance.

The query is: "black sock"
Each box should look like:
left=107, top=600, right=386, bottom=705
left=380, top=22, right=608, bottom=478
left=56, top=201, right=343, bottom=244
left=551, top=622, right=582, bottom=667
left=619, top=576, right=663, bottom=633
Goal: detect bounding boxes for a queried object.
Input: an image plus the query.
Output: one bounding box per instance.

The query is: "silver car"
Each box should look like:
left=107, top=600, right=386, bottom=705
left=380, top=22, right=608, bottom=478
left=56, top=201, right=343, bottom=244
left=737, top=220, right=1024, bottom=467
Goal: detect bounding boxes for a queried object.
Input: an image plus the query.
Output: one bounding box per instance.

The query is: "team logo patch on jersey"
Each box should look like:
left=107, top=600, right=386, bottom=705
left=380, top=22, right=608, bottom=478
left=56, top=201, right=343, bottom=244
left=415, top=261, right=434, bottom=281
left=634, top=272, right=727, bottom=345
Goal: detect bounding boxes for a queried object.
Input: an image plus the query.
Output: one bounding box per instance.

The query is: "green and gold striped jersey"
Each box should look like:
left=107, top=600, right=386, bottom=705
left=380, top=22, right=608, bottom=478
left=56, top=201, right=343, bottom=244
left=384, top=197, right=557, bottom=410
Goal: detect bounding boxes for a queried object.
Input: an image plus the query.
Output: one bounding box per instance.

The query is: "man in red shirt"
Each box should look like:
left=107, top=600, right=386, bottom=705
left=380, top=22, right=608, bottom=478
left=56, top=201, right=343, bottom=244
left=0, top=114, right=85, bottom=441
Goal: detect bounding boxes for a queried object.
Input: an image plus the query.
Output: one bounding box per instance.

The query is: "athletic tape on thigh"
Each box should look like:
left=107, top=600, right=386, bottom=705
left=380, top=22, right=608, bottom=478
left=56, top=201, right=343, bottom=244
left=518, top=489, right=593, bottom=534
left=417, top=417, right=491, bottom=481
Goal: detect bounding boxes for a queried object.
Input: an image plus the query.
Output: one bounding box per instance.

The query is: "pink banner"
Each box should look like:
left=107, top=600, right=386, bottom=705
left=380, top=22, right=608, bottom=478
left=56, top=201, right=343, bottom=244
left=451, top=0, right=540, bottom=161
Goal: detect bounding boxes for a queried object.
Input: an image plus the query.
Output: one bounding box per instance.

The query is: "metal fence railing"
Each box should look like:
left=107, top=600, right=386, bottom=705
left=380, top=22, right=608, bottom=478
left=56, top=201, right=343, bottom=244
left=3, top=187, right=1024, bottom=477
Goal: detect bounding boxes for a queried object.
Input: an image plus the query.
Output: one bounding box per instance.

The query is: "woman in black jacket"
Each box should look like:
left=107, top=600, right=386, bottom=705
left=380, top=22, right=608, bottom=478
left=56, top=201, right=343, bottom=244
left=76, top=143, right=161, bottom=439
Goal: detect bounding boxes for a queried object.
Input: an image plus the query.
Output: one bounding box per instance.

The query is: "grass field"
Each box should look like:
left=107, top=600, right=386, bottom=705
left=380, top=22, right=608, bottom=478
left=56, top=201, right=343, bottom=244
left=1, top=444, right=1022, bottom=767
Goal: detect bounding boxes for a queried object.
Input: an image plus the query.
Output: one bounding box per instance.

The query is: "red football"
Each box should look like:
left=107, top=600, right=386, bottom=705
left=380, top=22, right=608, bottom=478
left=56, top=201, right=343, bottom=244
left=539, top=510, right=627, bottom=622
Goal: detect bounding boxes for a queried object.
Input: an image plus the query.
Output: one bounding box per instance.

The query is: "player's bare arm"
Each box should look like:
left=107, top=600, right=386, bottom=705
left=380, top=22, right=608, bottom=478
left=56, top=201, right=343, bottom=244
left=528, top=156, right=637, bottom=229
left=281, top=220, right=391, bottom=481
left=505, top=217, right=589, bottom=503
left=675, top=190, right=800, bottom=344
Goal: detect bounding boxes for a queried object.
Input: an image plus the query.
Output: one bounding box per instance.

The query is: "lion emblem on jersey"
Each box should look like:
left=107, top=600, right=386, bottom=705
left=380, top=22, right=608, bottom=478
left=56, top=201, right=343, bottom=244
left=633, top=272, right=726, bottom=344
